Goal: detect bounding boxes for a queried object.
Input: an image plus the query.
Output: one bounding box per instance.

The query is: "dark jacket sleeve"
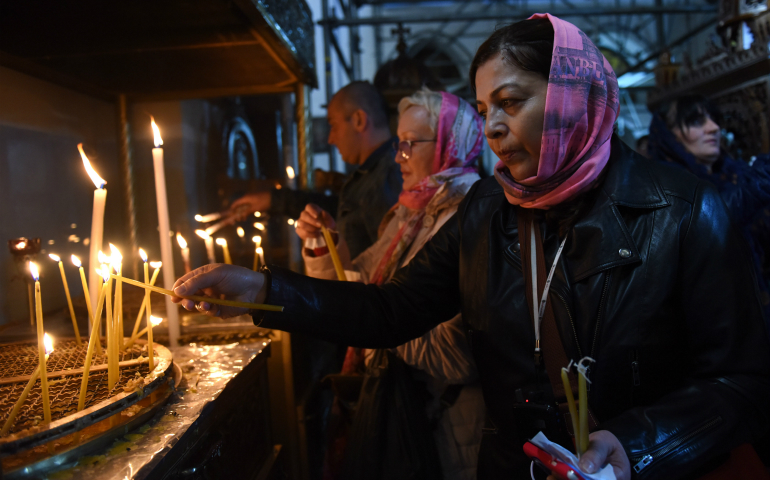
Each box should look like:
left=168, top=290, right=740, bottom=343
left=362, top=160, right=403, bottom=243
left=257, top=202, right=464, bottom=348
left=718, top=161, right=770, bottom=228
left=270, top=189, right=339, bottom=219
left=602, top=181, right=770, bottom=479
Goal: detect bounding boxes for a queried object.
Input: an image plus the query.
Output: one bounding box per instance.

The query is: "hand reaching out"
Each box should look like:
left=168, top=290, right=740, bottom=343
left=294, top=203, right=337, bottom=242
left=171, top=264, right=268, bottom=319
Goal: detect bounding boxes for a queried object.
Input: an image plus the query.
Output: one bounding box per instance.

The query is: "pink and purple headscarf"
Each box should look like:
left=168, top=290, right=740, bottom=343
left=398, top=91, right=485, bottom=210
left=494, top=14, right=620, bottom=209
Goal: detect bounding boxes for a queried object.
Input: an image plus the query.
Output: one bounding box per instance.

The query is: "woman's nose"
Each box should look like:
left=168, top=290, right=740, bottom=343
left=484, top=111, right=505, bottom=139
left=704, top=116, right=720, bottom=133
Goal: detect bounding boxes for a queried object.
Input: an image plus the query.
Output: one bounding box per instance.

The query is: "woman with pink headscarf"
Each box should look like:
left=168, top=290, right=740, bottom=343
left=296, top=88, right=485, bottom=480
left=173, top=15, right=769, bottom=480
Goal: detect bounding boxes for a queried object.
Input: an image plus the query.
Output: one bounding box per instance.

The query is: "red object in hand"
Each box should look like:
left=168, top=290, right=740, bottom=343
left=523, top=442, right=587, bottom=480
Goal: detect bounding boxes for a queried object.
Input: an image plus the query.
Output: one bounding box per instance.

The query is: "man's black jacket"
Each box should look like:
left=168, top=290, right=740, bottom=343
left=260, top=137, right=770, bottom=479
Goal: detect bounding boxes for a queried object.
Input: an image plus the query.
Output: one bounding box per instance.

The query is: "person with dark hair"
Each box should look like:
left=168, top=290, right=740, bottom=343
left=173, top=15, right=770, bottom=480
left=230, top=81, right=402, bottom=258
left=648, top=94, right=770, bottom=331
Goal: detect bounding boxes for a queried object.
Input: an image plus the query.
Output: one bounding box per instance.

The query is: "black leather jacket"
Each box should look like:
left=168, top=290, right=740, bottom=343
left=260, top=137, right=770, bottom=479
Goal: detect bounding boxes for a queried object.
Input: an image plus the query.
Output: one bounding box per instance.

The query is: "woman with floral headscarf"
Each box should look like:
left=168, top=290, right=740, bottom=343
left=173, top=15, right=770, bottom=480
left=296, top=87, right=485, bottom=480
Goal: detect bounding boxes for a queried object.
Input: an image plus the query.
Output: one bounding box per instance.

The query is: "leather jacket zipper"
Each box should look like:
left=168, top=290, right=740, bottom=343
left=590, top=271, right=612, bottom=358
left=553, top=291, right=583, bottom=359
left=630, top=416, right=723, bottom=474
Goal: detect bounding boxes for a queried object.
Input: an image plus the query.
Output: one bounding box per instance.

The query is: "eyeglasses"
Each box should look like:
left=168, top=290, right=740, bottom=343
left=394, top=139, right=436, bottom=160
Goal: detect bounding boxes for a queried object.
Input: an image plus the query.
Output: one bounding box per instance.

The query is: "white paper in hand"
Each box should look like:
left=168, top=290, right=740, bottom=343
left=530, top=432, right=616, bottom=480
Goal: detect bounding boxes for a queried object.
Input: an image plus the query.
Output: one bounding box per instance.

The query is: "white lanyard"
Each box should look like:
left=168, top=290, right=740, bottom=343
left=529, top=219, right=568, bottom=353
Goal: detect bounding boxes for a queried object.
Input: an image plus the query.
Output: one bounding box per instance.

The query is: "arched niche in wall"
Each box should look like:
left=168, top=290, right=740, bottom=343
left=224, top=116, right=260, bottom=180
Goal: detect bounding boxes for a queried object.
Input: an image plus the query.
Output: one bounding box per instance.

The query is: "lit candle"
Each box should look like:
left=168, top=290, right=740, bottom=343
left=216, top=238, right=232, bottom=264
left=236, top=226, right=245, bottom=239
left=561, top=364, right=580, bottom=452
left=147, top=316, right=162, bottom=371
left=131, top=255, right=161, bottom=340
left=79, top=143, right=107, bottom=328
left=49, top=254, right=81, bottom=345
left=196, top=229, right=216, bottom=264
left=78, top=269, right=110, bottom=411
left=205, top=219, right=231, bottom=236
left=252, top=236, right=262, bottom=271
left=177, top=234, right=191, bottom=273
left=1, top=333, right=53, bottom=436
left=286, top=165, right=296, bottom=189
left=110, top=244, right=124, bottom=352
left=253, top=222, right=266, bottom=231
left=150, top=117, right=180, bottom=347
left=254, top=212, right=262, bottom=218
left=103, top=263, right=117, bottom=390
left=257, top=246, right=265, bottom=268
left=29, top=263, right=51, bottom=424
left=195, top=212, right=222, bottom=223
left=71, top=255, right=92, bottom=328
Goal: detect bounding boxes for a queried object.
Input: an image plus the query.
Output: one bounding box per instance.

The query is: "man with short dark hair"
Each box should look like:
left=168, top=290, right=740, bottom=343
left=230, top=81, right=401, bottom=257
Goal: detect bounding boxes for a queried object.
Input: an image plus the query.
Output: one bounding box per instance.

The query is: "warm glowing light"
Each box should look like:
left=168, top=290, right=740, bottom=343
left=29, top=262, right=40, bottom=282
left=254, top=222, right=265, bottom=231
left=195, top=229, right=211, bottom=240
left=16, top=241, right=27, bottom=249
left=287, top=219, right=295, bottom=226
left=216, top=238, right=227, bottom=246
left=43, top=333, right=54, bottom=355
left=150, top=116, right=163, bottom=147
left=150, top=316, right=163, bottom=326
left=71, top=255, right=81, bottom=267
left=254, top=212, right=261, bottom=217
left=236, top=227, right=245, bottom=238
left=139, top=248, right=148, bottom=263
left=286, top=166, right=295, bottom=179
left=150, top=261, right=162, bottom=269
left=48, top=254, right=61, bottom=262
left=109, top=243, right=123, bottom=263
left=177, top=234, right=188, bottom=249
left=252, top=235, right=261, bottom=246
left=78, top=143, right=106, bottom=189
left=257, top=247, right=264, bottom=255
left=194, top=214, right=203, bottom=222
left=99, top=265, right=111, bottom=283
left=98, top=250, right=109, bottom=265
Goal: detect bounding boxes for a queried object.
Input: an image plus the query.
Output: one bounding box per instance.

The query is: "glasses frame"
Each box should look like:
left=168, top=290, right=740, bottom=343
left=394, top=139, right=436, bottom=159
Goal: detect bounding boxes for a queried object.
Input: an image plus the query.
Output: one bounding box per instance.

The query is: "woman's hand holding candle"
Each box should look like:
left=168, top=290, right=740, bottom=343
left=294, top=203, right=336, bottom=243
left=172, top=264, right=268, bottom=319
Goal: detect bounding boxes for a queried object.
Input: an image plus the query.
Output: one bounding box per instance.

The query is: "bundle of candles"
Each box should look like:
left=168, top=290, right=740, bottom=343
left=561, top=357, right=595, bottom=457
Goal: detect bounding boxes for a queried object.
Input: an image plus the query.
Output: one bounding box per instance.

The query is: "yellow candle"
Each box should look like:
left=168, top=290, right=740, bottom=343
left=110, top=244, right=123, bottom=352
left=321, top=226, right=346, bottom=281
left=78, top=273, right=109, bottom=411
left=577, top=361, right=591, bottom=456
left=1, top=364, right=42, bottom=436
left=29, top=263, right=51, bottom=424
left=145, top=282, right=154, bottom=371
left=74, top=255, right=102, bottom=356
left=49, top=254, right=81, bottom=345
left=132, top=254, right=160, bottom=338
left=252, top=236, right=261, bottom=271
left=216, top=238, right=232, bottom=264
left=561, top=366, right=580, bottom=452
left=177, top=234, right=191, bottom=273
left=105, top=274, right=116, bottom=390
left=79, top=143, right=107, bottom=315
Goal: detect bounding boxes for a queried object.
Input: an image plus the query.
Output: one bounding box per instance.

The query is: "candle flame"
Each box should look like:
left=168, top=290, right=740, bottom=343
left=195, top=229, right=211, bottom=240
left=236, top=227, right=245, bottom=238
left=177, top=234, right=188, bottom=249
left=254, top=222, right=265, bottom=231
left=71, top=255, right=81, bottom=267
left=98, top=250, right=109, bottom=265
left=78, top=143, right=106, bottom=189
left=194, top=214, right=203, bottom=222
left=16, top=240, right=27, bottom=249
left=150, top=315, right=163, bottom=326
left=215, top=238, right=227, bottom=246
left=150, top=116, right=163, bottom=147
left=150, top=261, right=162, bottom=269
left=254, top=212, right=261, bottom=217
left=139, top=248, right=148, bottom=262
left=252, top=235, right=262, bottom=246
left=29, top=262, right=40, bottom=281
left=286, top=166, right=295, bottom=179
left=257, top=247, right=264, bottom=255
left=100, top=265, right=111, bottom=283
left=48, top=253, right=61, bottom=262
left=44, top=333, right=54, bottom=355
left=287, top=219, right=295, bottom=226
left=109, top=243, right=123, bottom=262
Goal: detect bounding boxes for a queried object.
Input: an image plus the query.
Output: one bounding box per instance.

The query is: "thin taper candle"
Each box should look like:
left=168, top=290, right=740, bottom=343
left=78, top=277, right=109, bottom=411
left=30, top=263, right=51, bottom=424
left=131, top=260, right=161, bottom=338
left=561, top=366, right=580, bottom=452
left=50, top=255, right=81, bottom=345
left=1, top=364, right=42, bottom=436
left=145, top=285, right=154, bottom=371
left=321, top=226, right=346, bottom=281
